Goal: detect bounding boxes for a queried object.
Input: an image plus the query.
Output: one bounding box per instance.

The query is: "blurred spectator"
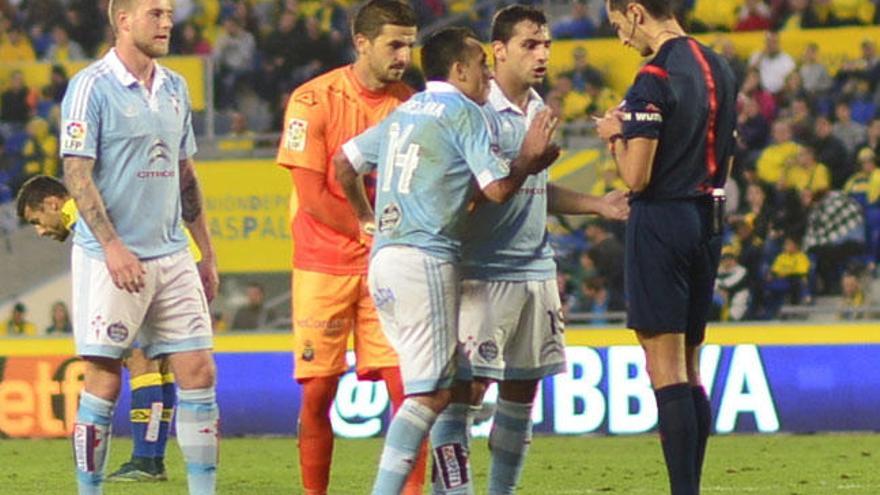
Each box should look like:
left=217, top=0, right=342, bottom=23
left=714, top=246, right=751, bottom=321
left=174, top=21, right=213, bottom=56
left=45, top=300, right=72, bottom=334
left=289, top=16, right=346, bottom=89
left=818, top=0, right=876, bottom=25
left=832, top=100, right=868, bottom=157
left=802, top=189, right=866, bottom=294
left=739, top=68, right=777, bottom=121
left=584, top=80, right=619, bottom=116
left=749, top=31, right=796, bottom=94
left=0, top=302, right=38, bottom=336
left=43, top=24, right=86, bottom=62
left=257, top=10, right=303, bottom=102
left=42, top=64, right=69, bottom=105
left=213, top=17, right=257, bottom=109
left=845, top=147, right=880, bottom=259
left=783, top=144, right=831, bottom=193
left=763, top=235, right=811, bottom=318
left=218, top=111, right=256, bottom=152
left=737, top=95, right=771, bottom=158
left=733, top=182, right=775, bottom=239
left=736, top=0, right=774, bottom=31
left=552, top=1, right=597, bottom=39
left=847, top=78, right=876, bottom=125
left=64, top=4, right=103, bottom=56
left=1, top=70, right=32, bottom=126
left=838, top=264, right=869, bottom=319
left=583, top=219, right=625, bottom=310
left=756, top=120, right=799, bottom=185
left=561, top=46, right=604, bottom=93
left=211, top=311, right=229, bottom=332
left=232, top=282, right=277, bottom=330
left=690, top=0, right=740, bottom=32
left=21, top=117, right=59, bottom=178
left=798, top=42, right=833, bottom=97
left=776, top=0, right=828, bottom=29
left=716, top=38, right=748, bottom=89
left=813, top=114, right=853, bottom=188
left=0, top=25, right=36, bottom=63
left=571, top=276, right=622, bottom=325
left=28, top=23, right=55, bottom=59
left=837, top=39, right=880, bottom=91
left=549, top=74, right=589, bottom=122
left=776, top=70, right=805, bottom=110
left=857, top=117, right=880, bottom=156
left=315, top=0, right=351, bottom=45
left=783, top=96, right=815, bottom=142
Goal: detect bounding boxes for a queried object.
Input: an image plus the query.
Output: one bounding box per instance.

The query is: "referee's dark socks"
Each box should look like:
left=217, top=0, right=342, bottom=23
left=655, top=383, right=699, bottom=495
left=692, top=385, right=712, bottom=484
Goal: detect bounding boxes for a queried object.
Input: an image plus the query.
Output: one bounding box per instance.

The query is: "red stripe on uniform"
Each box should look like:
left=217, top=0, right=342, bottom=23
left=687, top=38, right=718, bottom=182
left=638, top=65, right=669, bottom=79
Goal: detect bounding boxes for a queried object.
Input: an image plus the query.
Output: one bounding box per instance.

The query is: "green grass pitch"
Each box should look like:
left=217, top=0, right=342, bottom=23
left=3, top=434, right=880, bottom=494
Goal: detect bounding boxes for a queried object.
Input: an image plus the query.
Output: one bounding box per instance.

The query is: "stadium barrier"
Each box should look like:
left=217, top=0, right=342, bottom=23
left=2, top=324, right=879, bottom=438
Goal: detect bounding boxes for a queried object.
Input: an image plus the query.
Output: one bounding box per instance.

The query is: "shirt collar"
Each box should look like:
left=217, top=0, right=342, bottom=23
left=487, top=79, right=542, bottom=116
left=425, top=81, right=462, bottom=94
left=104, top=48, right=168, bottom=91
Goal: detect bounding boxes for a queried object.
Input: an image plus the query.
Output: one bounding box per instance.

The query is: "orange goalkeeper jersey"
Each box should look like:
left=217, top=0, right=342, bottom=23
left=277, top=65, right=412, bottom=275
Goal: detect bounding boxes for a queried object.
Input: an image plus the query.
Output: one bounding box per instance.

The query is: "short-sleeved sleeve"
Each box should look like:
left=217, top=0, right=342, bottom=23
left=59, top=72, right=101, bottom=159
left=342, top=122, right=384, bottom=174
left=621, top=68, right=669, bottom=140
left=178, top=77, right=197, bottom=159
left=276, top=88, right=328, bottom=172
left=454, top=104, right=510, bottom=189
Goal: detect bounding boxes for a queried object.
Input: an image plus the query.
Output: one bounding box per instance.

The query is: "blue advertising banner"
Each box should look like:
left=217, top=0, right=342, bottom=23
left=105, top=344, right=880, bottom=437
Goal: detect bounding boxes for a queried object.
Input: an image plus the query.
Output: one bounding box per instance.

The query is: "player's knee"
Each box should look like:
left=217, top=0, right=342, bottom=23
left=170, top=352, right=216, bottom=389
left=498, top=379, right=540, bottom=404
left=84, top=357, right=123, bottom=400
left=470, top=379, right=489, bottom=406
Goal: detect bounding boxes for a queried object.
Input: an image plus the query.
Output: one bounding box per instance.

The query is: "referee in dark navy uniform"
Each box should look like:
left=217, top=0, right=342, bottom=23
left=596, top=1, right=737, bottom=494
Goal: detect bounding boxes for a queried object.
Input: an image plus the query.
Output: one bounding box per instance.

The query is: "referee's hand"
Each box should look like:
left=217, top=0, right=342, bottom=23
left=104, top=238, right=145, bottom=294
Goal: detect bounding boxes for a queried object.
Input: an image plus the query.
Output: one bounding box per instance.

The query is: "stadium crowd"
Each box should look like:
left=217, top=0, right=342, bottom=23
left=2, top=0, right=880, bottom=328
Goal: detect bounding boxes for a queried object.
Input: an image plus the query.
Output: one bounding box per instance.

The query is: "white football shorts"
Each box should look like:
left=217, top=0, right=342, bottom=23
left=72, top=245, right=212, bottom=359
left=458, top=278, right=566, bottom=380
left=368, top=245, right=460, bottom=395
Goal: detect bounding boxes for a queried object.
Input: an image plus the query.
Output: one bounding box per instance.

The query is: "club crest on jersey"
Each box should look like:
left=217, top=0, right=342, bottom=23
left=106, top=321, right=129, bottom=343
left=379, top=203, right=402, bottom=233
left=62, top=120, right=87, bottom=151
left=285, top=118, right=308, bottom=152
left=302, top=340, right=315, bottom=362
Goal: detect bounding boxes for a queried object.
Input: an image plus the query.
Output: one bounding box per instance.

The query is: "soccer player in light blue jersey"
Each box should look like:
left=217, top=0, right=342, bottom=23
left=334, top=27, right=561, bottom=495
left=60, top=1, right=219, bottom=494
left=429, top=6, right=630, bottom=495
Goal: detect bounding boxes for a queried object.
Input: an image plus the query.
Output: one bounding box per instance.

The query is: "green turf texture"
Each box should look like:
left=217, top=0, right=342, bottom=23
left=3, top=434, right=880, bottom=494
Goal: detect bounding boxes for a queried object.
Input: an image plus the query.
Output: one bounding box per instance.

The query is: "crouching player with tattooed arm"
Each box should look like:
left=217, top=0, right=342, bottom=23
left=59, top=0, right=220, bottom=493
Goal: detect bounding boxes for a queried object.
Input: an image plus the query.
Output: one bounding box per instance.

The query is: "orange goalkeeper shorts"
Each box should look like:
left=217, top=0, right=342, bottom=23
left=292, top=268, right=399, bottom=381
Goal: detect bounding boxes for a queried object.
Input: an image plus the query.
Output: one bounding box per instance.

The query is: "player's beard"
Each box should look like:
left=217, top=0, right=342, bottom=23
left=374, top=59, right=406, bottom=84
left=134, top=36, right=170, bottom=59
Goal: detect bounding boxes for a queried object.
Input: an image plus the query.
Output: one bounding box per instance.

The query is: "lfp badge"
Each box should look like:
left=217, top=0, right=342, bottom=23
left=62, top=120, right=88, bottom=152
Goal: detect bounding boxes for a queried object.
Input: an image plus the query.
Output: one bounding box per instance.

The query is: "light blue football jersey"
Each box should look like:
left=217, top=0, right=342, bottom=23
left=60, top=49, right=196, bottom=260
left=342, top=81, right=510, bottom=262
left=460, top=80, right=556, bottom=281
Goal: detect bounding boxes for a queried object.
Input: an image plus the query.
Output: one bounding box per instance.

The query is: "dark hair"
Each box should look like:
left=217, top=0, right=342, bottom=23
left=606, top=0, right=675, bottom=19
left=421, top=27, right=479, bottom=82
left=352, top=0, right=417, bottom=41
left=491, top=4, right=547, bottom=43
left=16, top=175, right=68, bottom=220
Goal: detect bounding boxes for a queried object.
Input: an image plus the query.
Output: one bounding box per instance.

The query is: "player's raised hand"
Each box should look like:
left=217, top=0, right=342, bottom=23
left=104, top=238, right=145, bottom=293
left=520, top=108, right=560, bottom=171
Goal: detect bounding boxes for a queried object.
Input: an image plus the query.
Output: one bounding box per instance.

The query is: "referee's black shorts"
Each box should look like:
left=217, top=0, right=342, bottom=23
left=624, top=197, right=722, bottom=345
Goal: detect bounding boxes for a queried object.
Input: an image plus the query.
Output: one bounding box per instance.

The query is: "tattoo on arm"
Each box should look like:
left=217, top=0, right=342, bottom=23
left=63, top=156, right=118, bottom=245
left=179, top=159, right=203, bottom=223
